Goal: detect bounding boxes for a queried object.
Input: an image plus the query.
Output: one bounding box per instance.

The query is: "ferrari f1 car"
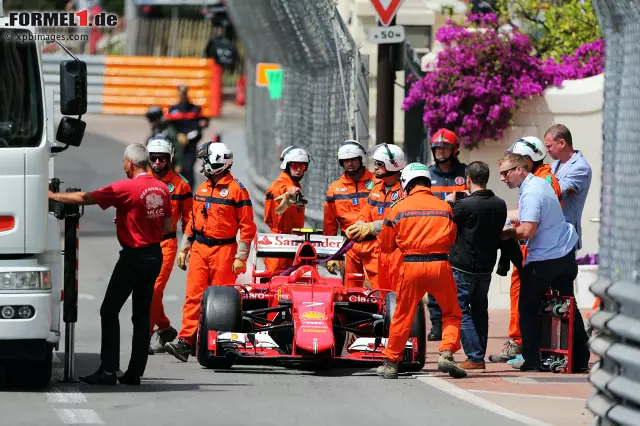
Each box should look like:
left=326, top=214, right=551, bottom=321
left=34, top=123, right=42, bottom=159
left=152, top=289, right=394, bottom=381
left=195, top=229, right=427, bottom=372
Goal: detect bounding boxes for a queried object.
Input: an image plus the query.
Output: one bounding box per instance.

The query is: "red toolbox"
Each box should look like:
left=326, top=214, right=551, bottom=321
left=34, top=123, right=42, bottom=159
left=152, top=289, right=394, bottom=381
left=539, top=290, right=575, bottom=374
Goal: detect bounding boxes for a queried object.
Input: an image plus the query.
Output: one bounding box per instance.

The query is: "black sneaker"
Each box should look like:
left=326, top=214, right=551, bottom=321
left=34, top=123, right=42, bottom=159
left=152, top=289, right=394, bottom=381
left=428, top=323, right=442, bottom=341
left=79, top=369, right=117, bottom=385
left=165, top=339, right=191, bottom=362
left=117, top=371, right=141, bottom=385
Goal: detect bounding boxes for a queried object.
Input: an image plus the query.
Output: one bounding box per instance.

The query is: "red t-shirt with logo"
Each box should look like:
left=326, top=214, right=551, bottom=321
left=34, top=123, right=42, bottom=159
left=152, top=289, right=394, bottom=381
left=91, top=174, right=171, bottom=248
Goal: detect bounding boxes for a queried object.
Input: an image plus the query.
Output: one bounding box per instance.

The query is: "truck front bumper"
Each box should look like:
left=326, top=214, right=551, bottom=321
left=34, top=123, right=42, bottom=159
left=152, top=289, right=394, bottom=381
left=0, top=292, right=58, bottom=343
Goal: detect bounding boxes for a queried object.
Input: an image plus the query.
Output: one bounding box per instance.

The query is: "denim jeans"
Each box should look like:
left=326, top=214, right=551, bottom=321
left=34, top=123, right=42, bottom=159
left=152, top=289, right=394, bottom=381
left=453, top=269, right=492, bottom=363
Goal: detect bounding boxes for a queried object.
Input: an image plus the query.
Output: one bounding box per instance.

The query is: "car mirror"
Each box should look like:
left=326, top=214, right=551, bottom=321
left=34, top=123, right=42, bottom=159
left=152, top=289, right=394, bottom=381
left=56, top=116, right=86, bottom=147
left=59, top=59, right=88, bottom=116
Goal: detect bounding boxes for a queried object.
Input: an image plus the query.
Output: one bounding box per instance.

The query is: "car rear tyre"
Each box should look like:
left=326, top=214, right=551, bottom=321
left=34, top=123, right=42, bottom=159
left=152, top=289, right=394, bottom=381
left=384, top=292, right=427, bottom=373
left=197, top=286, right=242, bottom=369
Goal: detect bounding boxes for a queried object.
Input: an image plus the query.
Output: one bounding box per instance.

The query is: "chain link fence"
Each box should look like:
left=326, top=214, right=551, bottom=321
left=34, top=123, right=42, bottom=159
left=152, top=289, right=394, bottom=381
left=588, top=0, right=640, bottom=424
left=224, top=0, right=368, bottom=231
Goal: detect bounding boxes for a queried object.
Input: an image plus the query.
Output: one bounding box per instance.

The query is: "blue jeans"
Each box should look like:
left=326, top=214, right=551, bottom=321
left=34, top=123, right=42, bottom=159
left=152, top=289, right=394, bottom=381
left=453, top=269, right=491, bottom=363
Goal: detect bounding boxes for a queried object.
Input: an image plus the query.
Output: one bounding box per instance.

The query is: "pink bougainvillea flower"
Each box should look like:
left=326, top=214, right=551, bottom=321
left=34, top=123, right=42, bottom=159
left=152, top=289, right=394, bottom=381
left=402, top=12, right=605, bottom=148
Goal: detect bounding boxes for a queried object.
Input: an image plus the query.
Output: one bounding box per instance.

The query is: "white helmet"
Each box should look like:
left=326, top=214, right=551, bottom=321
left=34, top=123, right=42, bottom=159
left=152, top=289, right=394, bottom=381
left=280, top=146, right=311, bottom=170
left=337, top=140, right=366, bottom=163
left=371, top=143, right=406, bottom=172
left=203, top=142, right=233, bottom=176
left=147, top=135, right=174, bottom=162
left=400, top=162, right=432, bottom=191
left=507, top=136, right=546, bottom=162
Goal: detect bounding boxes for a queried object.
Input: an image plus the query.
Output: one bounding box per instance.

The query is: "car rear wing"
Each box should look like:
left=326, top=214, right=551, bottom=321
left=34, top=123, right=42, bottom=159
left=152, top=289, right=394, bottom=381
left=253, top=233, right=347, bottom=260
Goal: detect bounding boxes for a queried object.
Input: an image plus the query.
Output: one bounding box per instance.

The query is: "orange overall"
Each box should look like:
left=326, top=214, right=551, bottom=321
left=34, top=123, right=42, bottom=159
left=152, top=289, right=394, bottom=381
left=509, top=164, right=562, bottom=346
left=379, top=187, right=461, bottom=362
left=148, top=170, right=193, bottom=335
left=179, top=174, right=256, bottom=345
left=587, top=298, right=601, bottom=319
left=358, top=179, right=404, bottom=291
left=264, top=172, right=305, bottom=274
left=324, top=168, right=378, bottom=287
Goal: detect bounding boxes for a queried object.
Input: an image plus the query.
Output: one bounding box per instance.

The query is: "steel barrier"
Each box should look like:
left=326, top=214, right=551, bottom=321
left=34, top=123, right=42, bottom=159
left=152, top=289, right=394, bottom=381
left=41, top=53, right=222, bottom=117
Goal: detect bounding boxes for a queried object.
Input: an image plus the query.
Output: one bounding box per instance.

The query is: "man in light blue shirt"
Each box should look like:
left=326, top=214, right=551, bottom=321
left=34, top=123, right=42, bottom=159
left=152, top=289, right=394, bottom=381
left=498, top=153, right=590, bottom=372
left=518, top=172, right=578, bottom=263
left=544, top=124, right=592, bottom=250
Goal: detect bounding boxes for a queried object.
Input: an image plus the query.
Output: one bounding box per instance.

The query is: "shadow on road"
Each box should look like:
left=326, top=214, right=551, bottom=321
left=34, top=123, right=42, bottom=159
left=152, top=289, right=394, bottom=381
left=209, top=364, right=380, bottom=378
left=74, top=382, right=243, bottom=393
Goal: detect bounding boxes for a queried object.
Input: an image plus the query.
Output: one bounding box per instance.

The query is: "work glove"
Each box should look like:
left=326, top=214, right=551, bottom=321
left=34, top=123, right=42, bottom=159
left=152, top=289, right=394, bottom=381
left=177, top=249, right=190, bottom=271
left=232, top=259, right=247, bottom=275
left=177, top=133, right=188, bottom=145
left=274, top=187, right=302, bottom=216
left=345, top=222, right=373, bottom=241
left=326, top=260, right=341, bottom=275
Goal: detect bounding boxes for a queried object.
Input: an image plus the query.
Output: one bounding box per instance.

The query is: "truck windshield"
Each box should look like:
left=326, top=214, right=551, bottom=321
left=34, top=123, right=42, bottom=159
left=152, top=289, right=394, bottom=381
left=0, top=29, right=44, bottom=148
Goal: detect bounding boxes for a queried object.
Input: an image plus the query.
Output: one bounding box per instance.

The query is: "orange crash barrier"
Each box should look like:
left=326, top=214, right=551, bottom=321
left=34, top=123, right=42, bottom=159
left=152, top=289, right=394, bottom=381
left=101, top=55, right=223, bottom=118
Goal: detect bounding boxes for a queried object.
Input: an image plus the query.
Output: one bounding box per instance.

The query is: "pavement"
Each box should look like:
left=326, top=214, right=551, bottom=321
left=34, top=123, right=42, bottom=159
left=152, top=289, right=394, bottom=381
left=423, top=310, right=596, bottom=426
left=0, top=104, right=597, bottom=426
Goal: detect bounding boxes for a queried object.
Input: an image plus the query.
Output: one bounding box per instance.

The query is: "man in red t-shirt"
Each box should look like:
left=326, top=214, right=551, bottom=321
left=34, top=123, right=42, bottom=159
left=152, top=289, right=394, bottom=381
left=49, top=144, right=172, bottom=386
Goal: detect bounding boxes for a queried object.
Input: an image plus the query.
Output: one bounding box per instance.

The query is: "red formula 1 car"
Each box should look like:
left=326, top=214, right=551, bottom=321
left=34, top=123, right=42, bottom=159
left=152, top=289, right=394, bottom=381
left=194, top=229, right=426, bottom=372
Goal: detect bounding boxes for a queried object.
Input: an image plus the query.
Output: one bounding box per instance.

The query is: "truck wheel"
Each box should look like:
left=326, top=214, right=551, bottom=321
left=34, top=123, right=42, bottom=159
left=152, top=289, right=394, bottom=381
left=384, top=292, right=427, bottom=373
left=6, top=344, right=53, bottom=389
left=197, top=286, right=242, bottom=369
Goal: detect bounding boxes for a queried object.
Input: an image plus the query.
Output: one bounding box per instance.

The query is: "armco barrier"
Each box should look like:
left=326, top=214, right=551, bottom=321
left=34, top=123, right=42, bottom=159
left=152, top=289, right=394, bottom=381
left=42, top=54, right=222, bottom=117
left=42, top=54, right=105, bottom=114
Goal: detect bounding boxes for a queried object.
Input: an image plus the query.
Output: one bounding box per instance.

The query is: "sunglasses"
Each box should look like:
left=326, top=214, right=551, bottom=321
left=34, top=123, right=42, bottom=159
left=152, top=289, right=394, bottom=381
left=499, top=166, right=518, bottom=178
left=374, top=161, right=386, bottom=168
left=150, top=155, right=169, bottom=163
left=289, top=162, right=307, bottom=170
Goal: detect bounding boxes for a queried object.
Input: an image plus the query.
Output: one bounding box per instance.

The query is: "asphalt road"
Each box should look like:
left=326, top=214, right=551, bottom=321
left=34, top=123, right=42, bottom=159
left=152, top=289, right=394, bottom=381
left=0, top=113, right=525, bottom=426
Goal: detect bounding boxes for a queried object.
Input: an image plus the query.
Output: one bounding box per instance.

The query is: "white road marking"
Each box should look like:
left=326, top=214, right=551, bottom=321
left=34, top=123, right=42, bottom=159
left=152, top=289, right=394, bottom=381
left=164, top=294, right=179, bottom=302
left=46, top=388, right=88, bottom=404
left=54, top=409, right=105, bottom=425
left=469, top=389, right=585, bottom=401
left=416, top=375, right=554, bottom=426
left=78, top=293, right=96, bottom=301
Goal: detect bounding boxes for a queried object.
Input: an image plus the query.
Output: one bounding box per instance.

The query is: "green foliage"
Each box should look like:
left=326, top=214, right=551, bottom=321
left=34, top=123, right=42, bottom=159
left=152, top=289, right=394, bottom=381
left=494, top=0, right=601, bottom=61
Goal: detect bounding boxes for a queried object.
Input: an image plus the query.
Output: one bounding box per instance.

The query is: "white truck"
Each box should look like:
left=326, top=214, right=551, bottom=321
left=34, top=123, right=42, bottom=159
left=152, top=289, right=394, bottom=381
left=0, top=5, right=88, bottom=388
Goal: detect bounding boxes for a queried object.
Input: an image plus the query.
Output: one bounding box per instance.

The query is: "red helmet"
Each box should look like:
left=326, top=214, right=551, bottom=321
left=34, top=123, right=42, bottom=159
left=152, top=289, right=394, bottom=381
left=431, top=128, right=458, bottom=152
left=430, top=128, right=459, bottom=164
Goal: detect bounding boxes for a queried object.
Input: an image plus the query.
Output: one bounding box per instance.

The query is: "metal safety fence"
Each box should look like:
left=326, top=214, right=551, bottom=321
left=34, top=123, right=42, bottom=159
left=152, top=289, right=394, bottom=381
left=587, top=0, right=640, bottom=425
left=224, top=0, right=369, bottom=229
